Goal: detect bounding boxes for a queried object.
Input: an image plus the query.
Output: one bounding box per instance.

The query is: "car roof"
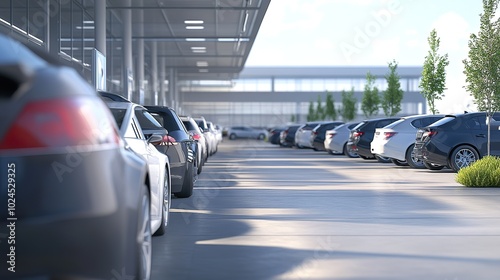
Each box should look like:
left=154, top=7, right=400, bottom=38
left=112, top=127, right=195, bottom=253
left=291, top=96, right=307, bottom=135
left=105, top=101, right=136, bottom=110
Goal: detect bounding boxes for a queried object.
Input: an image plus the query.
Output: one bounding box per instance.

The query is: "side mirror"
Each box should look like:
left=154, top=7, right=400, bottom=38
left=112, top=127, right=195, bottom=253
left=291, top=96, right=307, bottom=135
left=147, top=133, right=164, bottom=145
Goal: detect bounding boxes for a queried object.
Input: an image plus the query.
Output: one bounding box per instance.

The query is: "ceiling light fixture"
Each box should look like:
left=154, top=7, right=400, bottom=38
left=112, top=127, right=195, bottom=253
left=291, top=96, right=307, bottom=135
left=186, top=26, right=204, bottom=30
left=196, top=61, right=208, bottom=67
left=184, top=20, right=204, bottom=24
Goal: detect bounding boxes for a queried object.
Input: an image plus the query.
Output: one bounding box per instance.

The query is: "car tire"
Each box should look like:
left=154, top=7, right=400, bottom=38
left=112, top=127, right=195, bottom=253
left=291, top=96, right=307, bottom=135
left=391, top=158, right=408, bottom=166
left=258, top=133, right=265, bottom=140
left=406, top=144, right=425, bottom=169
left=136, top=184, right=152, bottom=280
left=196, top=157, right=203, bottom=174
left=344, top=143, right=359, bottom=158
left=449, top=145, right=479, bottom=172
left=154, top=170, right=170, bottom=236
left=423, top=161, right=445, bottom=170
left=176, top=164, right=194, bottom=198
left=229, top=133, right=236, bottom=140
left=376, top=155, right=392, bottom=163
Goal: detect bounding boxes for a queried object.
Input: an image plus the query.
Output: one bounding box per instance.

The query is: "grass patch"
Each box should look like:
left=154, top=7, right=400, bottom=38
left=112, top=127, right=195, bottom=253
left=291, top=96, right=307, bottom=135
left=456, top=156, right=500, bottom=187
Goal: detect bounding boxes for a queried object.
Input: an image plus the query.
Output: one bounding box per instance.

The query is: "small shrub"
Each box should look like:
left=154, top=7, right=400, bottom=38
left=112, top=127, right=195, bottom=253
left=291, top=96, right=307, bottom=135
left=456, top=156, right=500, bottom=187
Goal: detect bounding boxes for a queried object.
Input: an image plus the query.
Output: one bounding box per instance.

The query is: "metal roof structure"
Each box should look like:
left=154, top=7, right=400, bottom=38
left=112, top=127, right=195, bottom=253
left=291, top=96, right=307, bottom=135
left=106, top=0, right=271, bottom=81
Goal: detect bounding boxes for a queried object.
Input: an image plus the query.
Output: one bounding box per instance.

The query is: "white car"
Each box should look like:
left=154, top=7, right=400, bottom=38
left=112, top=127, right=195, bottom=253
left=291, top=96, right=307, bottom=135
left=324, top=122, right=360, bottom=157
left=295, top=121, right=326, bottom=148
left=370, top=114, right=445, bottom=168
left=107, top=102, right=172, bottom=236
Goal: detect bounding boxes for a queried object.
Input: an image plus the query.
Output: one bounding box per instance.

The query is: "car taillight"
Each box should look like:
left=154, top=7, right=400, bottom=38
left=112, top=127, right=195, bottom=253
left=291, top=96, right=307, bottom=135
left=0, top=97, right=119, bottom=150
left=327, top=132, right=335, bottom=139
left=423, top=130, right=438, bottom=138
left=353, top=131, right=364, bottom=137
left=192, top=133, right=201, bottom=141
left=384, top=132, right=397, bottom=140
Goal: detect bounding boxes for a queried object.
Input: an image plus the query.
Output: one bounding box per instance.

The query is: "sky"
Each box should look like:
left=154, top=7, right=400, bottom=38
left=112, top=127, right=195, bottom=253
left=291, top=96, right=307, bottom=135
left=245, top=0, right=486, bottom=114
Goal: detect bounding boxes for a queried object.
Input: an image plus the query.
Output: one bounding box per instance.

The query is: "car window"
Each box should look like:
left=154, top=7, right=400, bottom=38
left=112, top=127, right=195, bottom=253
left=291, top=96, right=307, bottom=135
left=156, top=111, right=185, bottom=132
left=135, top=108, right=163, bottom=130
left=347, top=123, right=359, bottom=130
left=385, top=119, right=404, bottom=129
left=109, top=108, right=127, bottom=129
left=377, top=119, right=396, bottom=128
left=466, top=116, right=482, bottom=130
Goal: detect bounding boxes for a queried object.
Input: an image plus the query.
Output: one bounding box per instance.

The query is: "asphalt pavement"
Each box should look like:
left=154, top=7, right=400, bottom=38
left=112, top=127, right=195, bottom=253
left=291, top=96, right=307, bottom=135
left=151, top=139, right=500, bottom=280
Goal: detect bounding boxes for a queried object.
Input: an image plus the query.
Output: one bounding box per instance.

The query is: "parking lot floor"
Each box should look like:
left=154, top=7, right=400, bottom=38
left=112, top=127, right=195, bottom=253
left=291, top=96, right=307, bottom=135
left=151, top=139, right=500, bottom=280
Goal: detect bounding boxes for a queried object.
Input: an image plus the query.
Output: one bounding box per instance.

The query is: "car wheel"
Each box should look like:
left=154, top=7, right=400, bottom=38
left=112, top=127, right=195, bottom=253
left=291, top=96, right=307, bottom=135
left=154, top=170, right=170, bottom=236
left=406, top=144, right=425, bottom=169
left=423, top=161, right=445, bottom=170
left=391, top=158, right=409, bottom=166
left=449, top=145, right=479, bottom=172
left=375, top=155, right=392, bottom=163
left=229, top=133, right=236, bottom=140
left=137, top=184, right=152, bottom=280
left=258, top=133, right=265, bottom=140
left=176, top=163, right=194, bottom=198
left=343, top=143, right=359, bottom=158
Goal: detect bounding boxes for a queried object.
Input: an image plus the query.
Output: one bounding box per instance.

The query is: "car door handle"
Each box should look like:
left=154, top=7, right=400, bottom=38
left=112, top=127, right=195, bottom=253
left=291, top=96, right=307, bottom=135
left=476, top=134, right=486, bottom=138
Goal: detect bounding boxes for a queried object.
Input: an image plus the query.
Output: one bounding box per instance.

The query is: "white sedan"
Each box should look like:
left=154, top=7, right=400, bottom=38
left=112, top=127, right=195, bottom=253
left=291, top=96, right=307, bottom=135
left=370, top=114, right=444, bottom=168
left=107, top=101, right=172, bottom=236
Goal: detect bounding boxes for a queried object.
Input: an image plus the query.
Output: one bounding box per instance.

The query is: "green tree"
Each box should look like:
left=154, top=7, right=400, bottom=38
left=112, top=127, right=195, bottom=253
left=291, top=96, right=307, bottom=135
left=463, top=0, right=500, bottom=155
left=316, top=95, right=325, bottom=120
left=361, top=71, right=380, bottom=118
left=307, top=100, right=316, bottom=121
left=463, top=0, right=500, bottom=112
left=420, top=29, right=449, bottom=114
left=338, top=87, right=357, bottom=121
left=324, top=91, right=337, bottom=120
left=382, top=60, right=404, bottom=116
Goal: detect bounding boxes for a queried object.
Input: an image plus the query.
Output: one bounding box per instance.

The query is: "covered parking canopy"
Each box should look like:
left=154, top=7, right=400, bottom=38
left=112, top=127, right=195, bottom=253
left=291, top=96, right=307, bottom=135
left=0, top=0, right=271, bottom=105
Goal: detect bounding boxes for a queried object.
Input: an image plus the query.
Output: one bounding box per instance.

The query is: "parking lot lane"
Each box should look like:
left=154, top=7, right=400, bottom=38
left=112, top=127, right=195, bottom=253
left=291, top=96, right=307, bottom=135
left=151, top=139, right=500, bottom=280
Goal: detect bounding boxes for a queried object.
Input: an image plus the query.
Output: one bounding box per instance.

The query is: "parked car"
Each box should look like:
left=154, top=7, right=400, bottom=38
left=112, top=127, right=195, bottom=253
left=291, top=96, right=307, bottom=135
left=310, top=121, right=344, bottom=151
left=413, top=112, right=500, bottom=172
left=194, top=116, right=217, bottom=156
left=324, top=122, right=360, bottom=157
left=227, top=126, right=268, bottom=140
left=280, top=124, right=301, bottom=147
left=268, top=126, right=287, bottom=145
left=106, top=101, right=171, bottom=236
left=0, top=34, right=152, bottom=280
left=295, top=121, right=327, bottom=148
left=207, top=121, right=220, bottom=153
left=347, top=117, right=399, bottom=162
left=181, top=115, right=208, bottom=174
left=146, top=106, right=197, bottom=198
left=213, top=123, right=224, bottom=143
left=370, top=114, right=445, bottom=168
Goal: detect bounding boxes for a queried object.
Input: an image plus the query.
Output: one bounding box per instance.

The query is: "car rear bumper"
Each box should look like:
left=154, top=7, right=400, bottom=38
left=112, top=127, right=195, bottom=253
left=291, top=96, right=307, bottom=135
left=0, top=147, right=142, bottom=279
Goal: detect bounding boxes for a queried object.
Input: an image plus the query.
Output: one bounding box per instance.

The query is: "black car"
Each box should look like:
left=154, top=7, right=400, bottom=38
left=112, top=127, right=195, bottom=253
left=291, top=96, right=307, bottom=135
left=146, top=106, right=198, bottom=198
left=347, top=117, right=399, bottom=161
left=280, top=125, right=301, bottom=147
left=413, top=112, right=500, bottom=172
left=268, top=126, right=286, bottom=145
left=311, top=121, right=344, bottom=151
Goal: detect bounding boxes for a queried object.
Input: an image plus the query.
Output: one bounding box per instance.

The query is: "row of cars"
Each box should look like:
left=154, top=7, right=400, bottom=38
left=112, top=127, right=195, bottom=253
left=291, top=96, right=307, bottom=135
left=0, top=34, right=220, bottom=279
left=269, top=111, right=500, bottom=173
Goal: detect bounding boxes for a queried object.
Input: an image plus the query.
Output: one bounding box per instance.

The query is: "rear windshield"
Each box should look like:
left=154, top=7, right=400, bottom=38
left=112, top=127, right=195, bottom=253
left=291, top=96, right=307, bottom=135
left=109, top=108, right=127, bottom=129
left=384, top=119, right=404, bottom=129
left=429, top=116, right=455, bottom=127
